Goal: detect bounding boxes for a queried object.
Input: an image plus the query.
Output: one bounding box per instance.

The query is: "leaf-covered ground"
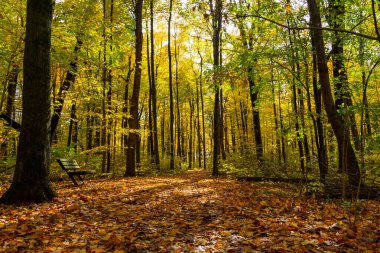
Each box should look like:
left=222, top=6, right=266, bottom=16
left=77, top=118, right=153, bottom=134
left=0, top=169, right=379, bottom=252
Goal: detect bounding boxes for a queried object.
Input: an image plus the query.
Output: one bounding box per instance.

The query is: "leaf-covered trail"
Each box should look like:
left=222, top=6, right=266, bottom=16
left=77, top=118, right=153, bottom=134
left=0, top=169, right=379, bottom=252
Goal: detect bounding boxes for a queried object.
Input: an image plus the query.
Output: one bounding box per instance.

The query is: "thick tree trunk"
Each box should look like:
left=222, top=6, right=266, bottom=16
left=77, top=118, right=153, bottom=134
left=125, top=0, right=143, bottom=177
left=307, top=0, right=361, bottom=188
left=212, top=0, right=222, bottom=176
left=1, top=0, right=55, bottom=204
left=328, top=0, right=360, bottom=169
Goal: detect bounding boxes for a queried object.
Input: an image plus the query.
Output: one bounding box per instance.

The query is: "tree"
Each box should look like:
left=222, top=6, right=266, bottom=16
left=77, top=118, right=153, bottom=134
left=150, top=0, right=160, bottom=167
left=0, top=0, right=55, bottom=204
left=211, top=0, right=222, bottom=176
left=307, top=0, right=361, bottom=188
left=168, top=0, right=175, bottom=170
left=125, top=0, right=144, bottom=177
left=50, top=37, right=82, bottom=141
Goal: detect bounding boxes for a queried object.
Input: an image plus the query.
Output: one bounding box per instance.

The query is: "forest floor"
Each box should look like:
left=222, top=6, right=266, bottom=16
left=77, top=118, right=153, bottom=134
left=0, top=169, right=379, bottom=252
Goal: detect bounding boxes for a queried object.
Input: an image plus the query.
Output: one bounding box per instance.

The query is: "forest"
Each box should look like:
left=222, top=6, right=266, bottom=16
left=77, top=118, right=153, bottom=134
left=0, top=0, right=379, bottom=251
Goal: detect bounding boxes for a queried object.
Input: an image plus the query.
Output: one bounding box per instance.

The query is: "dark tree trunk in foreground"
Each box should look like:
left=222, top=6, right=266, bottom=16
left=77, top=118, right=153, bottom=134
left=212, top=0, right=222, bottom=176
left=307, top=0, right=361, bottom=188
left=125, top=0, right=143, bottom=177
left=0, top=0, right=55, bottom=204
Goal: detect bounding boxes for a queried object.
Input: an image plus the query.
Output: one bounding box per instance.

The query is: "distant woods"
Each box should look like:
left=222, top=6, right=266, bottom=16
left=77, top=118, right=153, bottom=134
left=1, top=0, right=380, bottom=203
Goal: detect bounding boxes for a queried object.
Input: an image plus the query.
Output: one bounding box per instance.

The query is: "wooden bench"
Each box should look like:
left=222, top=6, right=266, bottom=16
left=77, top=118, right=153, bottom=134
left=57, top=158, right=95, bottom=186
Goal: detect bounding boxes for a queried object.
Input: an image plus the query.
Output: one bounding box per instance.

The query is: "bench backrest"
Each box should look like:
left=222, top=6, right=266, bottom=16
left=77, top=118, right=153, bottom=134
left=57, top=158, right=80, bottom=172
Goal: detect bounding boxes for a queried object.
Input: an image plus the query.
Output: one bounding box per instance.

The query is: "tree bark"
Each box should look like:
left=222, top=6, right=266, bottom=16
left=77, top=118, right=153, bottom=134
left=67, top=103, right=78, bottom=152
left=307, top=0, right=361, bottom=188
left=310, top=32, right=328, bottom=183
left=189, top=100, right=194, bottom=168
left=50, top=38, right=82, bottom=141
left=125, top=0, right=143, bottom=177
left=1, top=0, right=56, bottom=204
left=211, top=0, right=222, bottom=176
left=197, top=49, right=207, bottom=170
left=168, top=0, right=175, bottom=170
left=150, top=0, right=159, bottom=167
left=328, top=0, right=360, bottom=168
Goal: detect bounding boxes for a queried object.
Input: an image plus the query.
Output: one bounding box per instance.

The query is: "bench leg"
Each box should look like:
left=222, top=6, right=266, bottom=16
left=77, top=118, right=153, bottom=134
left=69, top=175, right=79, bottom=186
left=77, top=174, right=85, bottom=185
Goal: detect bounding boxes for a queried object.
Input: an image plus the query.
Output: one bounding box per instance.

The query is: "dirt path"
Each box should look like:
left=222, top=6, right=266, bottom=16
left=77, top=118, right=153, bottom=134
left=0, top=169, right=379, bottom=252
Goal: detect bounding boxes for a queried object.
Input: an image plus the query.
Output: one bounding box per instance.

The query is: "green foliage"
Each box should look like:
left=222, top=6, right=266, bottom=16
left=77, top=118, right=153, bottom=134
left=301, top=181, right=325, bottom=198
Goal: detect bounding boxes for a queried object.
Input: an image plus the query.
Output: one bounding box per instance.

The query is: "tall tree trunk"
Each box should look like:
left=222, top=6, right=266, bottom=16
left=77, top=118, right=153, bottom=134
left=219, top=39, right=226, bottom=161
left=189, top=100, right=194, bottom=168
left=310, top=33, right=328, bottom=182
left=220, top=90, right=226, bottom=160
left=161, top=100, right=166, bottom=156
left=270, top=63, right=281, bottom=165
left=67, top=102, right=78, bottom=151
left=277, top=75, right=286, bottom=165
left=285, top=6, right=305, bottom=172
left=106, top=0, right=114, bottom=173
left=196, top=78, right=202, bottom=168
left=307, top=0, right=361, bottom=188
left=94, top=108, right=101, bottom=148
left=1, top=0, right=55, bottom=204
left=249, top=73, right=263, bottom=161
left=125, top=0, right=143, bottom=177
left=146, top=18, right=153, bottom=156
left=86, top=105, right=94, bottom=150
left=168, top=0, right=175, bottom=170
left=50, top=38, right=82, bottom=141
left=197, top=49, right=206, bottom=170
left=122, top=53, right=133, bottom=149
left=150, top=0, right=159, bottom=166
left=101, top=0, right=108, bottom=173
left=236, top=14, right=263, bottom=161
left=175, top=38, right=182, bottom=160
left=0, top=65, right=20, bottom=159
left=328, top=0, right=360, bottom=171
left=5, top=66, right=19, bottom=118
left=211, top=0, right=222, bottom=176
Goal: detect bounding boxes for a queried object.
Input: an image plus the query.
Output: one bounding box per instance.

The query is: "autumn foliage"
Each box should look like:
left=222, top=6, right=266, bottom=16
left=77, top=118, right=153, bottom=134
left=0, top=170, right=379, bottom=252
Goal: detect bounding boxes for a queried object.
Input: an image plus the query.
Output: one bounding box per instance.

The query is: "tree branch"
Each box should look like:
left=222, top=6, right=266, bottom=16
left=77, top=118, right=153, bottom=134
left=235, top=14, right=379, bottom=42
